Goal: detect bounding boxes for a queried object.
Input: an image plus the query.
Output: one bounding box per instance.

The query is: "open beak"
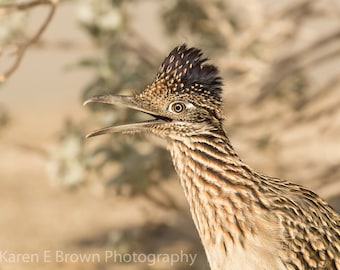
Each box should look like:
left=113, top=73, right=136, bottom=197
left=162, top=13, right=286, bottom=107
left=84, top=95, right=170, bottom=138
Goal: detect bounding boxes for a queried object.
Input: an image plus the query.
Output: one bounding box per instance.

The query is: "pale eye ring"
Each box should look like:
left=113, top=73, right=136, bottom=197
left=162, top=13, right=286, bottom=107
left=168, top=101, right=194, bottom=113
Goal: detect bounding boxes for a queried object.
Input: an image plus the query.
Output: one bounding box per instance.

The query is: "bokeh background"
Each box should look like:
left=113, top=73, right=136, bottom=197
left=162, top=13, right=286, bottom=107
left=0, top=0, right=340, bottom=269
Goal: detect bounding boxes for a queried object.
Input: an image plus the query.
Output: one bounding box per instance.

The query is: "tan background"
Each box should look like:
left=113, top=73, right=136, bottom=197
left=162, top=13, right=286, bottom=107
left=0, top=1, right=339, bottom=270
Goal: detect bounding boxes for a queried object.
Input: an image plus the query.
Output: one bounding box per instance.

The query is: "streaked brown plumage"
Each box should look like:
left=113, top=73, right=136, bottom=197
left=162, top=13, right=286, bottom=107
left=85, top=44, right=340, bottom=270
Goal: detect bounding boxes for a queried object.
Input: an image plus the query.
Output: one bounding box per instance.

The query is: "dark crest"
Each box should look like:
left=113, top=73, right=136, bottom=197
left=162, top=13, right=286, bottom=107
left=157, top=44, right=222, bottom=105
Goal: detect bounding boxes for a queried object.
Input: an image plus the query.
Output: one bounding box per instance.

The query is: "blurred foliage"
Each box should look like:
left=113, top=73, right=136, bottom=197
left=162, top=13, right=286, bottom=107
left=75, top=0, right=173, bottom=196
left=0, top=6, right=26, bottom=46
left=1, top=0, right=340, bottom=269
left=47, top=120, right=90, bottom=188
left=0, top=0, right=27, bottom=84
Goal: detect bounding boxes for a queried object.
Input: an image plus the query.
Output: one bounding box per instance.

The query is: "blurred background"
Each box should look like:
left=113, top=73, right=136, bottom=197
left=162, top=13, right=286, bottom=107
left=0, top=0, right=340, bottom=269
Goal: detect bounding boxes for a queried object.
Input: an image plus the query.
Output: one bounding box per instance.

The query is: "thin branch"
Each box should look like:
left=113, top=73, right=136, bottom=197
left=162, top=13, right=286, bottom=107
left=0, top=0, right=58, bottom=83
left=253, top=31, right=340, bottom=103
left=295, top=74, right=340, bottom=110
left=236, top=0, right=313, bottom=53
left=0, top=0, right=52, bottom=14
left=195, top=0, right=235, bottom=44
left=275, top=29, right=340, bottom=70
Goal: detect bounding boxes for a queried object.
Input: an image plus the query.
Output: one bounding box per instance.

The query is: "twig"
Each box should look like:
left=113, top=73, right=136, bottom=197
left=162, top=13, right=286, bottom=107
left=295, top=73, right=340, bottom=110
left=0, top=0, right=58, bottom=83
left=275, top=29, right=340, bottom=70
left=0, top=0, right=52, bottom=14
left=253, top=31, right=340, bottom=103
left=237, top=0, right=312, bottom=53
left=195, top=0, right=235, bottom=44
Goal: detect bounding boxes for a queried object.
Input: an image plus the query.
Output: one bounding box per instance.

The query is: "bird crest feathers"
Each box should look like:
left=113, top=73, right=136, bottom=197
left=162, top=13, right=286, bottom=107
left=155, top=44, right=223, bottom=105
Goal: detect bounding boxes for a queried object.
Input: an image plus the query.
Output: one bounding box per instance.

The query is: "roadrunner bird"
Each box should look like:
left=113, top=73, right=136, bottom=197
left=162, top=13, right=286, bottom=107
left=85, top=44, right=340, bottom=270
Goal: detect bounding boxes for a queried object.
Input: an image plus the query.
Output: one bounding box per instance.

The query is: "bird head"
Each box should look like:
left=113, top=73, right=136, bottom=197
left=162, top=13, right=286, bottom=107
left=85, top=44, right=224, bottom=139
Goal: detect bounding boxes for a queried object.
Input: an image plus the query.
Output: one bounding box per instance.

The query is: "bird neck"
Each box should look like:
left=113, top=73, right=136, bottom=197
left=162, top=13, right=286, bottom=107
left=167, top=129, right=256, bottom=193
left=167, top=129, right=268, bottom=250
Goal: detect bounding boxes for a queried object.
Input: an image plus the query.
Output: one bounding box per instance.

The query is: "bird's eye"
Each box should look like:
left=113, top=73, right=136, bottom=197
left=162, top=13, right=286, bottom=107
left=168, top=101, right=194, bottom=114
left=171, top=102, right=185, bottom=113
